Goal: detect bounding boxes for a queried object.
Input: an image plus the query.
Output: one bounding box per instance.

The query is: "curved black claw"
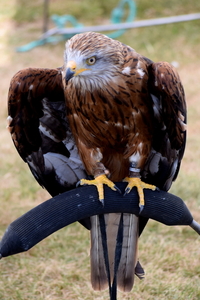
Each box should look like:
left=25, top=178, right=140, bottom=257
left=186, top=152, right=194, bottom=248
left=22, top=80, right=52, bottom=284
left=123, top=187, right=131, bottom=197
left=99, top=185, right=121, bottom=206
left=139, top=205, right=144, bottom=214
left=114, top=185, right=122, bottom=194
left=76, top=180, right=81, bottom=188
left=100, top=198, right=104, bottom=206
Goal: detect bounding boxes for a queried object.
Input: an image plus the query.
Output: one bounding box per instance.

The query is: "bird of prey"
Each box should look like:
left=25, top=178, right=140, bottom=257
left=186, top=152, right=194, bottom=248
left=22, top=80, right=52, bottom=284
left=7, top=32, right=186, bottom=292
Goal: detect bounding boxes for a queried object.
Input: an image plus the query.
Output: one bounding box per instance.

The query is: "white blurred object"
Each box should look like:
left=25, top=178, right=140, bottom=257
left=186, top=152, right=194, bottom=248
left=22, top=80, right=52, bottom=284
left=171, top=61, right=180, bottom=68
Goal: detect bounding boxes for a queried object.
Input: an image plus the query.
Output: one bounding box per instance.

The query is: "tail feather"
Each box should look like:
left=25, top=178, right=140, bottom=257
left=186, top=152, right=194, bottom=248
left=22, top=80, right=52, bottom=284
left=90, top=213, right=139, bottom=292
left=117, top=214, right=139, bottom=292
left=90, top=215, right=108, bottom=290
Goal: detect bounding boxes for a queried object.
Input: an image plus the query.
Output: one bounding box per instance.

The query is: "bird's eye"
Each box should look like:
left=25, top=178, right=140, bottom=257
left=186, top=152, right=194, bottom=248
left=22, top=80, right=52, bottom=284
left=86, top=56, right=96, bottom=65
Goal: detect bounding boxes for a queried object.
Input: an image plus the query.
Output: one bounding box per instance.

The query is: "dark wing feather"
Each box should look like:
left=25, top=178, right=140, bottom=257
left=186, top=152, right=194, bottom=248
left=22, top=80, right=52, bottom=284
left=142, top=61, right=187, bottom=191
left=7, top=68, right=87, bottom=197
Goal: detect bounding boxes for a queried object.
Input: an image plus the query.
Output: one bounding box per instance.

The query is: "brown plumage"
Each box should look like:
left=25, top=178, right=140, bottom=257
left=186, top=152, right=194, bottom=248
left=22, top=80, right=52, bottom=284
left=63, top=33, right=153, bottom=181
left=7, top=32, right=186, bottom=293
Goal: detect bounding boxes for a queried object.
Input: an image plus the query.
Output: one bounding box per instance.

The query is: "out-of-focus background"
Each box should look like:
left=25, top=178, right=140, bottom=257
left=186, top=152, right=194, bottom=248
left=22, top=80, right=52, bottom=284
left=0, top=1, right=200, bottom=299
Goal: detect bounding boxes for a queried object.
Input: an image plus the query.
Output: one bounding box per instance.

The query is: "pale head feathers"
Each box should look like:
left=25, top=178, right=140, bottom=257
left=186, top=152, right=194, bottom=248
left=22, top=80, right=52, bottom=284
left=64, top=32, right=126, bottom=92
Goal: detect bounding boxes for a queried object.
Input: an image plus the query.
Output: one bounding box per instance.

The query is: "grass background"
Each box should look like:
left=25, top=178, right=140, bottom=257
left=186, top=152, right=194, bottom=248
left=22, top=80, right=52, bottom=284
left=0, top=0, right=200, bottom=299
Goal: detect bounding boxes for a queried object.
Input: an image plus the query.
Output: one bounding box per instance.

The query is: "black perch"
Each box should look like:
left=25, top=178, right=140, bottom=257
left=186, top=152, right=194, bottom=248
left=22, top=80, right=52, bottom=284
left=0, top=182, right=200, bottom=259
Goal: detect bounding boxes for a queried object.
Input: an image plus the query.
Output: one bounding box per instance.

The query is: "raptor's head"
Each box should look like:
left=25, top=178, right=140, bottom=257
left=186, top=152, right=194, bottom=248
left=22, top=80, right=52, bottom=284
left=63, top=32, right=124, bottom=91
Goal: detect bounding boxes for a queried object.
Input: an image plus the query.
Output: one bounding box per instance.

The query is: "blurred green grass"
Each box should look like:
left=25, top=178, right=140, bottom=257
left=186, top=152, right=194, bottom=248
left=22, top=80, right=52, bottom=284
left=8, top=0, right=200, bottom=65
left=0, top=0, right=200, bottom=299
left=13, top=0, right=200, bottom=24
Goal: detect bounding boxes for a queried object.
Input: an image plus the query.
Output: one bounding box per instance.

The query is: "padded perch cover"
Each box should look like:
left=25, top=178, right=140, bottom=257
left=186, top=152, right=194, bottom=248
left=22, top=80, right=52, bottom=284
left=0, top=182, right=197, bottom=258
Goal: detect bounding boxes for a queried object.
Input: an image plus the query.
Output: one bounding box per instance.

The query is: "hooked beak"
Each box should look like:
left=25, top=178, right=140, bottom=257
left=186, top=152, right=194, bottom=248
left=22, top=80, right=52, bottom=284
left=65, top=68, right=75, bottom=82
left=65, top=60, right=90, bottom=83
left=65, top=60, right=76, bottom=82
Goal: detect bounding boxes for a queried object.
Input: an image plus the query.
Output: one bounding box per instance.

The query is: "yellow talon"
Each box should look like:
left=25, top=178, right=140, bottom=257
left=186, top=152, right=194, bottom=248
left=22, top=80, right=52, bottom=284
left=80, top=174, right=118, bottom=204
left=123, top=177, right=156, bottom=207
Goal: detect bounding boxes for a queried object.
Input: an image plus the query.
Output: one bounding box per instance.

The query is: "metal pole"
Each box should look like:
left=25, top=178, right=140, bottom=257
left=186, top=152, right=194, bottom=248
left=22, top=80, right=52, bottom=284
left=43, top=0, right=49, bottom=33
left=41, top=13, right=200, bottom=38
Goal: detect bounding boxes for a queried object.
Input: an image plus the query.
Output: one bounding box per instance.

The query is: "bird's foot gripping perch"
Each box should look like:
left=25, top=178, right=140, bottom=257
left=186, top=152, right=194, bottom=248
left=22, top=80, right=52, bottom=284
left=123, top=177, right=156, bottom=211
left=79, top=174, right=121, bottom=205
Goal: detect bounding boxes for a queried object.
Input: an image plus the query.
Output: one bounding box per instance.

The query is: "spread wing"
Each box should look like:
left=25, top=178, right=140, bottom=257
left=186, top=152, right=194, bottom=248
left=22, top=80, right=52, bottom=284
left=142, top=61, right=187, bottom=191
left=7, top=68, right=87, bottom=197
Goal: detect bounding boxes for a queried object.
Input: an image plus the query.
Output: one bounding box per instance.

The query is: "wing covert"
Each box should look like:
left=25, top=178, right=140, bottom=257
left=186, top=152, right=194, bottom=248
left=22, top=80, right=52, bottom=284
left=7, top=68, right=87, bottom=196
left=142, top=62, right=187, bottom=191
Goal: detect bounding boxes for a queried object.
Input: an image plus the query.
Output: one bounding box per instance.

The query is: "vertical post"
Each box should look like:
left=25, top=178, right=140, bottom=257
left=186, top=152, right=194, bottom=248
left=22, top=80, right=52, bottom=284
left=43, top=0, right=49, bottom=33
